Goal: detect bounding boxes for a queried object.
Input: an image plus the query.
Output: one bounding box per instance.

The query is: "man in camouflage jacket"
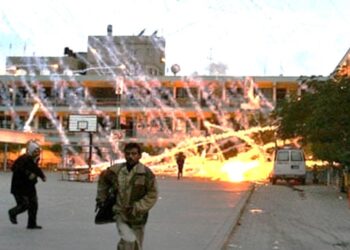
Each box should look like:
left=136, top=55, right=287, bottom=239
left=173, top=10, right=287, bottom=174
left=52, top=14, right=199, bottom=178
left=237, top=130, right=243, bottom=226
left=96, top=143, right=158, bottom=250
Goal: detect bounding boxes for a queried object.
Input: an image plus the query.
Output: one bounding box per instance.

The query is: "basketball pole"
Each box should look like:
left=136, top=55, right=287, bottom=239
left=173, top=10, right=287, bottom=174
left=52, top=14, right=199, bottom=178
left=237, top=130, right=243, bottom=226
left=88, top=132, right=93, bottom=182
left=68, top=114, right=97, bottom=182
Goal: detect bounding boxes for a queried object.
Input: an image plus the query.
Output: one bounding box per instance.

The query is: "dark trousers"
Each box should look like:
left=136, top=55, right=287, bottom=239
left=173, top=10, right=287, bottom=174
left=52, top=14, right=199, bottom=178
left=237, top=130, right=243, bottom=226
left=177, top=165, right=183, bottom=179
left=9, top=194, right=38, bottom=227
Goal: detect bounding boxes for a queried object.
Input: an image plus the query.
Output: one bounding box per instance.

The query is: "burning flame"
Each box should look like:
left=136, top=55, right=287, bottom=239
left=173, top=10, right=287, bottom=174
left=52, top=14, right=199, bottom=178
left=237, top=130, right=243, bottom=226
left=135, top=123, right=277, bottom=183
left=64, top=122, right=278, bottom=183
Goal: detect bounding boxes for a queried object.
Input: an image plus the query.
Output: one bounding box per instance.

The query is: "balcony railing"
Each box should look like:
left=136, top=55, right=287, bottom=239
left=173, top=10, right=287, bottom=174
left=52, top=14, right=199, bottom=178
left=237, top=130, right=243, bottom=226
left=0, top=96, right=267, bottom=111
left=36, top=127, right=206, bottom=144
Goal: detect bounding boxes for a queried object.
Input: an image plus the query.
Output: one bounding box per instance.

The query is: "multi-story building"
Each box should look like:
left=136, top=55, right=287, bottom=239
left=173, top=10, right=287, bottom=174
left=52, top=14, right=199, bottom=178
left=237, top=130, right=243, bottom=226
left=0, top=26, right=346, bottom=168
left=0, top=73, right=307, bottom=144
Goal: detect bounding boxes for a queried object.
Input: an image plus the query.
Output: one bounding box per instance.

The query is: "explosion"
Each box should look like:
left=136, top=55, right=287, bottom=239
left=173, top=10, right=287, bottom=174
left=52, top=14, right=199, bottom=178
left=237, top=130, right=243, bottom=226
left=140, top=123, right=276, bottom=183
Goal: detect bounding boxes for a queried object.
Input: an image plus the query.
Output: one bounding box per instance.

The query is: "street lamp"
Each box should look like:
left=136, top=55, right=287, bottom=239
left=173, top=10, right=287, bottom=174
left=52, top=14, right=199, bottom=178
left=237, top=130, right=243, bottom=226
left=114, top=76, right=124, bottom=161
left=115, top=76, right=124, bottom=130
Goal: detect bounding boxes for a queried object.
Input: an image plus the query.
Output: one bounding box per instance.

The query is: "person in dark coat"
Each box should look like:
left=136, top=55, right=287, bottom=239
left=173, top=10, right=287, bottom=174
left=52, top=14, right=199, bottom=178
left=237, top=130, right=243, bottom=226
left=175, top=152, right=186, bottom=180
left=8, top=140, right=46, bottom=229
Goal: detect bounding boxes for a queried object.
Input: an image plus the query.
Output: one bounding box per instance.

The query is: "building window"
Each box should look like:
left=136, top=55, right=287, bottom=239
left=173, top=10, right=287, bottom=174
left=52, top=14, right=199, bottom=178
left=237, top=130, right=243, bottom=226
left=176, top=87, right=197, bottom=98
left=15, top=87, right=28, bottom=105
left=147, top=67, right=159, bottom=76
left=155, top=87, right=172, bottom=104
left=176, top=88, right=187, bottom=98
left=260, top=88, right=273, bottom=101
left=39, top=116, right=54, bottom=129
left=15, top=116, right=26, bottom=130
left=276, top=88, right=287, bottom=107
left=276, top=88, right=287, bottom=100
left=0, top=115, right=11, bottom=128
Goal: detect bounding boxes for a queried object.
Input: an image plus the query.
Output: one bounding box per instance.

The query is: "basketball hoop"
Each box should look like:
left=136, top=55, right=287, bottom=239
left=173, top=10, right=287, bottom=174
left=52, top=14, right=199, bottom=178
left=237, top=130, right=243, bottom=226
left=68, top=115, right=97, bottom=133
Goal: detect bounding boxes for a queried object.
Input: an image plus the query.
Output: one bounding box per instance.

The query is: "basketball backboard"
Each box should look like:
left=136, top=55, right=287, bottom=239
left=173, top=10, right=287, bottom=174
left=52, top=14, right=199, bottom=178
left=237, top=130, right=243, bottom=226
left=68, top=114, right=97, bottom=132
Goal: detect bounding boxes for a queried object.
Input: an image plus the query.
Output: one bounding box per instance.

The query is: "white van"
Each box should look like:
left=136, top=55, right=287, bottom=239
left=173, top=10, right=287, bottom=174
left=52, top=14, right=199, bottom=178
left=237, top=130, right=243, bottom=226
left=270, top=147, right=306, bottom=185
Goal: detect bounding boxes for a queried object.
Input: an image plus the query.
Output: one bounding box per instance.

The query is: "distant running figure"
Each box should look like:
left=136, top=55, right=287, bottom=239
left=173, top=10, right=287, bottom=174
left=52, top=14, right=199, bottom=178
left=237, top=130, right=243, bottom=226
left=176, top=152, right=186, bottom=180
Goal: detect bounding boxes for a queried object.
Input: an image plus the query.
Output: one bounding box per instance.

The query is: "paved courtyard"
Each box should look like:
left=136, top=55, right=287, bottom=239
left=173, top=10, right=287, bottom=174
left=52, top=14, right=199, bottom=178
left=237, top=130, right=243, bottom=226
left=1, top=172, right=252, bottom=250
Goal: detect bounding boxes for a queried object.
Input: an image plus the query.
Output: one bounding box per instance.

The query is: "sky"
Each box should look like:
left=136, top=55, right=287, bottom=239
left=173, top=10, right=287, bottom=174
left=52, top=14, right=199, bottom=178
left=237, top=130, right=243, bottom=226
left=1, top=0, right=350, bottom=77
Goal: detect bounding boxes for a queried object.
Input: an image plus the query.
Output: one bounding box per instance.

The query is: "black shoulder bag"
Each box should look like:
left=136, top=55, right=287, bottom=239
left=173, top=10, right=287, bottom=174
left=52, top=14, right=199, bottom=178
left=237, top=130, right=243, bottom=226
left=94, top=166, right=121, bottom=224
left=94, top=189, right=116, bottom=224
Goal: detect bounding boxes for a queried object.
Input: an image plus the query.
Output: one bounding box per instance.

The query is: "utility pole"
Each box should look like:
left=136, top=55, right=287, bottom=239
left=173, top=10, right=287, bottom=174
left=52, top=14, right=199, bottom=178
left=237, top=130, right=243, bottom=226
left=116, top=76, right=123, bottom=129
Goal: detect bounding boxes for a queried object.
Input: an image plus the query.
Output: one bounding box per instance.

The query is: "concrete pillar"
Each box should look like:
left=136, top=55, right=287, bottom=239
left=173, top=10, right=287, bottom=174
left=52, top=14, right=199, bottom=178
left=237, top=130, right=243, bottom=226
left=272, top=81, right=277, bottom=106
left=297, top=80, right=302, bottom=97
left=34, top=116, right=39, bottom=130
left=222, top=81, right=226, bottom=102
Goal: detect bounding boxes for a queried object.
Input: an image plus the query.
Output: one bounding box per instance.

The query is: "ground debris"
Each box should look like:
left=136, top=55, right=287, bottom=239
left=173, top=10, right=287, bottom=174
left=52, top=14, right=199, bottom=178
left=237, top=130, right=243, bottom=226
left=333, top=241, right=349, bottom=248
